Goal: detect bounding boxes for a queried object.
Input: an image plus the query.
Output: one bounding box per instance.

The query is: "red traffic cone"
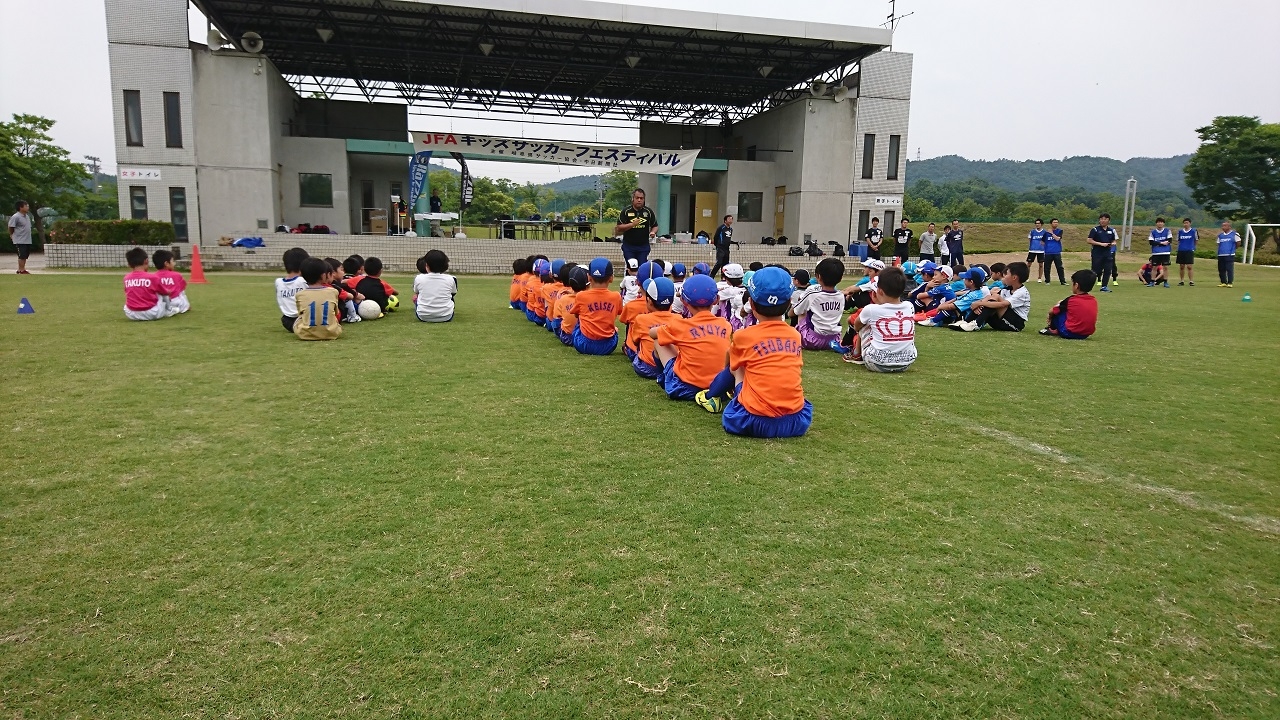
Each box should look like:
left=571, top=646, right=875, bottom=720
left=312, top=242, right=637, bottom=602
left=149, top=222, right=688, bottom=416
left=190, top=244, right=208, bottom=283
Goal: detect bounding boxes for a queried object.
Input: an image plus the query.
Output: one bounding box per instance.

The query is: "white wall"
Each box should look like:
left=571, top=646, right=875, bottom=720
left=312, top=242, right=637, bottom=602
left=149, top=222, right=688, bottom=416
left=278, top=137, right=351, bottom=232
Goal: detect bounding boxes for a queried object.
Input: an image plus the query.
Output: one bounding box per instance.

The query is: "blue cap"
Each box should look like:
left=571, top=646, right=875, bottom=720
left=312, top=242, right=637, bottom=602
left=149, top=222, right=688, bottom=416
left=671, top=262, right=687, bottom=278
left=919, top=260, right=939, bottom=274
left=644, top=277, right=675, bottom=309
left=742, top=270, right=755, bottom=286
left=681, top=274, right=719, bottom=307
left=550, top=259, right=566, bottom=275
left=636, top=261, right=661, bottom=286
left=747, top=266, right=794, bottom=307
left=533, top=259, right=550, bottom=275
left=901, top=261, right=918, bottom=275
left=692, top=262, right=711, bottom=276
left=588, top=257, right=613, bottom=279
left=963, top=266, right=987, bottom=283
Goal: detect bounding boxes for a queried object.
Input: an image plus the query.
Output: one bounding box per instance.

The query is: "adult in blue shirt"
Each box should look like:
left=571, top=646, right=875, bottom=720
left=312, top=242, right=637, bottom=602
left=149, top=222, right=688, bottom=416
left=1147, top=217, right=1173, bottom=287
left=614, top=188, right=658, bottom=265
left=1027, top=219, right=1048, bottom=283
left=1043, top=218, right=1066, bottom=284
left=710, top=214, right=736, bottom=277
left=944, top=220, right=965, bottom=267
left=1087, top=213, right=1118, bottom=292
left=1216, top=220, right=1241, bottom=287
left=1176, top=218, right=1198, bottom=286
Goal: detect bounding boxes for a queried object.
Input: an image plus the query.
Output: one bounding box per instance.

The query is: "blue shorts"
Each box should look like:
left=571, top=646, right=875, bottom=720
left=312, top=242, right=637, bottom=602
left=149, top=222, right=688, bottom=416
left=1052, top=312, right=1089, bottom=340
left=558, top=329, right=574, bottom=346
left=572, top=326, right=617, bottom=355
left=548, top=318, right=562, bottom=334
left=660, top=358, right=702, bottom=400
left=524, top=307, right=542, bottom=324
left=623, top=345, right=637, bottom=361
left=632, top=353, right=660, bottom=379
left=722, top=387, right=813, bottom=438
left=511, top=301, right=525, bottom=310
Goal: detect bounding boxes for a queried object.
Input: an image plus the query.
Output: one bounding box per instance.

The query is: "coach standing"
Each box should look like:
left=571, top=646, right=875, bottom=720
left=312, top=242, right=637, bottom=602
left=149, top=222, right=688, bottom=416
left=1087, top=213, right=1118, bottom=292
left=710, top=214, right=734, bottom=277
left=8, top=200, right=32, bottom=274
left=614, top=188, right=657, bottom=266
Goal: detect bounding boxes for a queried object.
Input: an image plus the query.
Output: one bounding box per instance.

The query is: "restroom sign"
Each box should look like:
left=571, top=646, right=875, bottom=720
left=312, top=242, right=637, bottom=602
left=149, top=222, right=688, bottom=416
left=874, top=196, right=902, bottom=206
left=119, top=167, right=163, bottom=180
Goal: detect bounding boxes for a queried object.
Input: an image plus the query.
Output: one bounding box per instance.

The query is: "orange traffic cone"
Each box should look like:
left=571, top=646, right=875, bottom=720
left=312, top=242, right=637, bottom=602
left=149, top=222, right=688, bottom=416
left=190, top=244, right=208, bottom=283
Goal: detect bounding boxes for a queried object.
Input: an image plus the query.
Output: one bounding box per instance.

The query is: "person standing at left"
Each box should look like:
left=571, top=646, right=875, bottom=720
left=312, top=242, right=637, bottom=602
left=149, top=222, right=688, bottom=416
left=1216, top=220, right=1241, bottom=287
left=1087, top=213, right=1118, bottom=293
left=8, top=200, right=32, bottom=274
left=614, top=188, right=658, bottom=266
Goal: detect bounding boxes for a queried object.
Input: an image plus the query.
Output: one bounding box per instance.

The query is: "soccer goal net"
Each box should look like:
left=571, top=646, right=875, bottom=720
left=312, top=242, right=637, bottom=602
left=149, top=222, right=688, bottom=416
left=1244, top=224, right=1279, bottom=264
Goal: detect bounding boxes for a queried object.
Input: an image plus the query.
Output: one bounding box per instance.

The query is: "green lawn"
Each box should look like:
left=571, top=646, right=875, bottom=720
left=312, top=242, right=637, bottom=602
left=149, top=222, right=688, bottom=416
left=2, top=262, right=1278, bottom=718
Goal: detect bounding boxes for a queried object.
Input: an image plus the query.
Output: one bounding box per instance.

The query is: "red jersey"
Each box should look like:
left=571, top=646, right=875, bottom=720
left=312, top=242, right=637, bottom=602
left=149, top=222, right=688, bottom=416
left=1061, top=293, right=1097, bottom=336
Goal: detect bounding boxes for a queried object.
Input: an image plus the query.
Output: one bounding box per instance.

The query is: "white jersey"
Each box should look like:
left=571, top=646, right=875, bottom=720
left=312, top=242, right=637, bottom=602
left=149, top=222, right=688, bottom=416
left=715, top=281, right=748, bottom=323
left=413, top=272, right=458, bottom=321
left=1002, top=285, right=1031, bottom=320
left=275, top=275, right=308, bottom=316
left=858, top=301, right=917, bottom=365
left=792, top=286, right=845, bottom=336
left=671, top=280, right=685, bottom=315
left=619, top=275, right=641, bottom=304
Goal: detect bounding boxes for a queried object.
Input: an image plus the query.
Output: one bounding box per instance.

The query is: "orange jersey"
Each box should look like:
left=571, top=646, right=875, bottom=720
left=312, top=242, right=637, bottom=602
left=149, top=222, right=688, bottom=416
left=525, top=276, right=545, bottom=316
left=730, top=321, right=806, bottom=417
left=654, top=311, right=732, bottom=388
left=619, top=297, right=648, bottom=326
left=541, top=282, right=565, bottom=318
left=570, top=286, right=621, bottom=340
left=631, top=310, right=677, bottom=363
left=555, top=291, right=578, bottom=335
left=509, top=273, right=529, bottom=302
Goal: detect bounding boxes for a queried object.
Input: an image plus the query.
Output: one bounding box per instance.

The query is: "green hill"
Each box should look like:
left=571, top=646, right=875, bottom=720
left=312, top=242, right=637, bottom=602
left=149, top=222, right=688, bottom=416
left=905, top=155, right=1191, bottom=194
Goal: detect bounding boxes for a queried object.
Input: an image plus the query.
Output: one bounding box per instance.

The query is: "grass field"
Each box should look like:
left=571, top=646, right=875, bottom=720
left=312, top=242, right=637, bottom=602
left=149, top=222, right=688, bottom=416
left=2, top=261, right=1278, bottom=718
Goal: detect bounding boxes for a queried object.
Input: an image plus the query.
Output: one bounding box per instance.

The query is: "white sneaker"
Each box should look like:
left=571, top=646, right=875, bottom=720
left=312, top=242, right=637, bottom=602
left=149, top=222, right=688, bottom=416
left=346, top=313, right=362, bottom=323
left=958, top=320, right=980, bottom=332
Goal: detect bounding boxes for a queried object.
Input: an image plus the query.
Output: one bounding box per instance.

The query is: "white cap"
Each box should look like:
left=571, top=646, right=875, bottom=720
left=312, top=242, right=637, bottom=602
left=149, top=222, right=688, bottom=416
left=626, top=258, right=639, bottom=270
left=939, top=265, right=955, bottom=279
left=722, top=263, right=744, bottom=279
left=861, top=259, right=886, bottom=271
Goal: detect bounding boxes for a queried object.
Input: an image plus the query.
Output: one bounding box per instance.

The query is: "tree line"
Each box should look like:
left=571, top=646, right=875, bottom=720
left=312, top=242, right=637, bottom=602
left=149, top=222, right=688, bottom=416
left=427, top=167, right=638, bottom=226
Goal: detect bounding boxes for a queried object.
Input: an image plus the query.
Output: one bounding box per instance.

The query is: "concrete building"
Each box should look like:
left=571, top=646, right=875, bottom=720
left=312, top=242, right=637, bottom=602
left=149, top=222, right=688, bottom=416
left=105, top=0, right=911, bottom=247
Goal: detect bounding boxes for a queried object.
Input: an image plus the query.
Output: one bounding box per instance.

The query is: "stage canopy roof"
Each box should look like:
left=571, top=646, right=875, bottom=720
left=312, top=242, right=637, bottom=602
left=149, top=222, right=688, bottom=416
left=194, top=0, right=892, bottom=124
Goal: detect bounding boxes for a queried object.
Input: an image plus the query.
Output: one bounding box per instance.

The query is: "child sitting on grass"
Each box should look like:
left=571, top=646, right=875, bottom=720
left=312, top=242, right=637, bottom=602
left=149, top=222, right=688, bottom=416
left=546, top=262, right=577, bottom=336
left=540, top=259, right=568, bottom=333
left=650, top=274, right=731, bottom=400
left=123, top=247, right=174, bottom=321
left=570, top=258, right=622, bottom=355
left=413, top=250, right=457, bottom=323
left=791, top=258, right=846, bottom=350
left=841, top=259, right=885, bottom=311
left=629, top=277, right=678, bottom=379
left=621, top=262, right=664, bottom=360
left=523, top=258, right=547, bottom=325
left=714, top=263, right=750, bottom=330
left=1040, top=269, right=1098, bottom=339
left=695, top=266, right=812, bottom=438
left=619, top=257, right=641, bottom=304
left=151, top=249, right=189, bottom=314
left=276, top=247, right=309, bottom=331
left=555, top=266, right=588, bottom=345
left=325, top=258, right=361, bottom=323
left=510, top=258, right=531, bottom=310
left=954, top=261, right=1031, bottom=332
left=919, top=267, right=988, bottom=327
left=293, top=257, right=342, bottom=341
left=353, top=257, right=398, bottom=313
left=843, top=267, right=916, bottom=372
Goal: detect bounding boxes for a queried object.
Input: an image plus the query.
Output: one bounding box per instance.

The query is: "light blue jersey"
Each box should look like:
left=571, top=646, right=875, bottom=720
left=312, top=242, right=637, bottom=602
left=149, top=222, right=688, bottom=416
left=1177, top=228, right=1198, bottom=252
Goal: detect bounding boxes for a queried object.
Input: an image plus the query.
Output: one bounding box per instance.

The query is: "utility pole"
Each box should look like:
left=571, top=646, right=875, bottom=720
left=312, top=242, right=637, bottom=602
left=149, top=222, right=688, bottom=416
left=85, top=155, right=102, bottom=189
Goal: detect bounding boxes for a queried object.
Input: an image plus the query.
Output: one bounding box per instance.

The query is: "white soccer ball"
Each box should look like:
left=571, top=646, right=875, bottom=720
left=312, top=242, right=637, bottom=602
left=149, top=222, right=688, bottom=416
left=454, top=231, right=467, bottom=239
left=357, top=299, right=382, bottom=320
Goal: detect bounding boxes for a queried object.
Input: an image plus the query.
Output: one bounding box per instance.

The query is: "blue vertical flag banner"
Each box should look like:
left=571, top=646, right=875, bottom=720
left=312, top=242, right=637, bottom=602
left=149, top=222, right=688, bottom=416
left=408, top=151, right=433, bottom=209
left=450, top=152, right=473, bottom=210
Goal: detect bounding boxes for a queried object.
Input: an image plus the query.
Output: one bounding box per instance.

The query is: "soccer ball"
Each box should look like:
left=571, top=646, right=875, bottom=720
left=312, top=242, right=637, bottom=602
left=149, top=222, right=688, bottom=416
left=385, top=295, right=400, bottom=312
left=357, top=299, right=382, bottom=320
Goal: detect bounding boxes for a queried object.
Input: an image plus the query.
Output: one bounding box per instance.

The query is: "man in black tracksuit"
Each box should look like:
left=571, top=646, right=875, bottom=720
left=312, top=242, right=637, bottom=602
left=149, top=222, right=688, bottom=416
left=710, top=214, right=736, bottom=277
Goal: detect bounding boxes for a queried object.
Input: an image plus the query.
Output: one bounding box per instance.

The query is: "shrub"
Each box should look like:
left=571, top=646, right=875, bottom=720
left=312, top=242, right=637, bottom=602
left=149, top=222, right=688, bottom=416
left=48, top=220, right=176, bottom=246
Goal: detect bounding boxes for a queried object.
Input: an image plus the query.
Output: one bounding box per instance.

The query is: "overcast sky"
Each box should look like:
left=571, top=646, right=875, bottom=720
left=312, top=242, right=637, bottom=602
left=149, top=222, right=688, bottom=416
left=1, top=0, right=1276, bottom=184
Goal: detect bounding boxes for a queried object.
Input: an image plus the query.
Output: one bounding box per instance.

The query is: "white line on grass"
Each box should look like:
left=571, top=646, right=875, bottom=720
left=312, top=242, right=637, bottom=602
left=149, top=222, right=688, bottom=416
left=818, top=375, right=1280, bottom=535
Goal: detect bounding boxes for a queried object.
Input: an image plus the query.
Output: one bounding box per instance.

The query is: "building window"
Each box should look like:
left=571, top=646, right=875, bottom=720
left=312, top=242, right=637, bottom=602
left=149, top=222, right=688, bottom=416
left=130, top=186, right=148, bottom=220
left=883, top=210, right=895, bottom=230
left=169, top=187, right=188, bottom=241
left=746, top=145, right=757, bottom=161
left=299, top=173, right=333, bottom=207
left=163, top=92, right=182, bottom=148
left=887, top=134, right=901, bottom=180
left=124, top=90, right=143, bottom=147
left=736, top=192, right=764, bottom=223
left=857, top=209, right=870, bottom=242
left=861, top=134, right=876, bottom=180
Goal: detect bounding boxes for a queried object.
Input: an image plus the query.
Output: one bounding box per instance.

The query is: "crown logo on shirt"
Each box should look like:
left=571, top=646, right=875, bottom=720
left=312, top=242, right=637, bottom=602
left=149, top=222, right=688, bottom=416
left=875, top=312, right=914, bottom=341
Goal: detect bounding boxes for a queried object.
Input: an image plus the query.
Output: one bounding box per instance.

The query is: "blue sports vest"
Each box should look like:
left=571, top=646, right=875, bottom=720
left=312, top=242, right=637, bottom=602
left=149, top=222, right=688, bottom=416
left=1149, top=227, right=1172, bottom=254
left=1177, top=228, right=1197, bottom=252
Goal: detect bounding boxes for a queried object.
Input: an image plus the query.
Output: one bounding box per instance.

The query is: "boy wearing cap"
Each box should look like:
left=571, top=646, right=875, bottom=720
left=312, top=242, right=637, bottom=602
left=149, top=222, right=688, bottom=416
left=621, top=262, right=664, bottom=359
left=555, top=266, right=589, bottom=345
left=695, top=267, right=812, bottom=438
left=791, top=258, right=846, bottom=350
left=649, top=275, right=732, bottom=400
left=715, top=263, right=750, bottom=329
left=842, top=258, right=885, bottom=311
left=670, top=263, right=688, bottom=316
left=570, top=258, right=622, bottom=354
left=539, top=259, right=568, bottom=330
left=630, top=278, right=679, bottom=379
left=523, top=259, right=547, bottom=324
left=919, top=266, right=988, bottom=327
left=619, top=257, right=642, bottom=304
left=955, top=261, right=1031, bottom=332
left=845, top=267, right=916, bottom=371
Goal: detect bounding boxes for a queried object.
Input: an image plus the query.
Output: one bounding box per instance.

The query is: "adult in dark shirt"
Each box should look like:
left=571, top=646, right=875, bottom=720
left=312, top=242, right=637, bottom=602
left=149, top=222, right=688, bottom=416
left=429, top=189, right=443, bottom=214
left=864, top=217, right=884, bottom=260
left=613, top=188, right=657, bottom=265
left=710, top=214, right=736, bottom=277
left=1087, top=213, right=1118, bottom=292
left=944, top=220, right=965, bottom=267
left=892, top=218, right=914, bottom=265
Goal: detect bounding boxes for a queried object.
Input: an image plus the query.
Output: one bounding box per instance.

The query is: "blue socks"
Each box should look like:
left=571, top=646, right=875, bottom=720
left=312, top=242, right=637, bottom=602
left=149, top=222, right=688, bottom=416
left=707, top=369, right=736, bottom=400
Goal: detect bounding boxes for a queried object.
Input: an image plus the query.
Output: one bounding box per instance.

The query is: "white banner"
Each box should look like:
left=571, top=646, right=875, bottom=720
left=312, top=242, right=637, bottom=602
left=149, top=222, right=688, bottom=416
left=119, top=167, right=163, bottom=181
left=412, top=132, right=701, bottom=177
